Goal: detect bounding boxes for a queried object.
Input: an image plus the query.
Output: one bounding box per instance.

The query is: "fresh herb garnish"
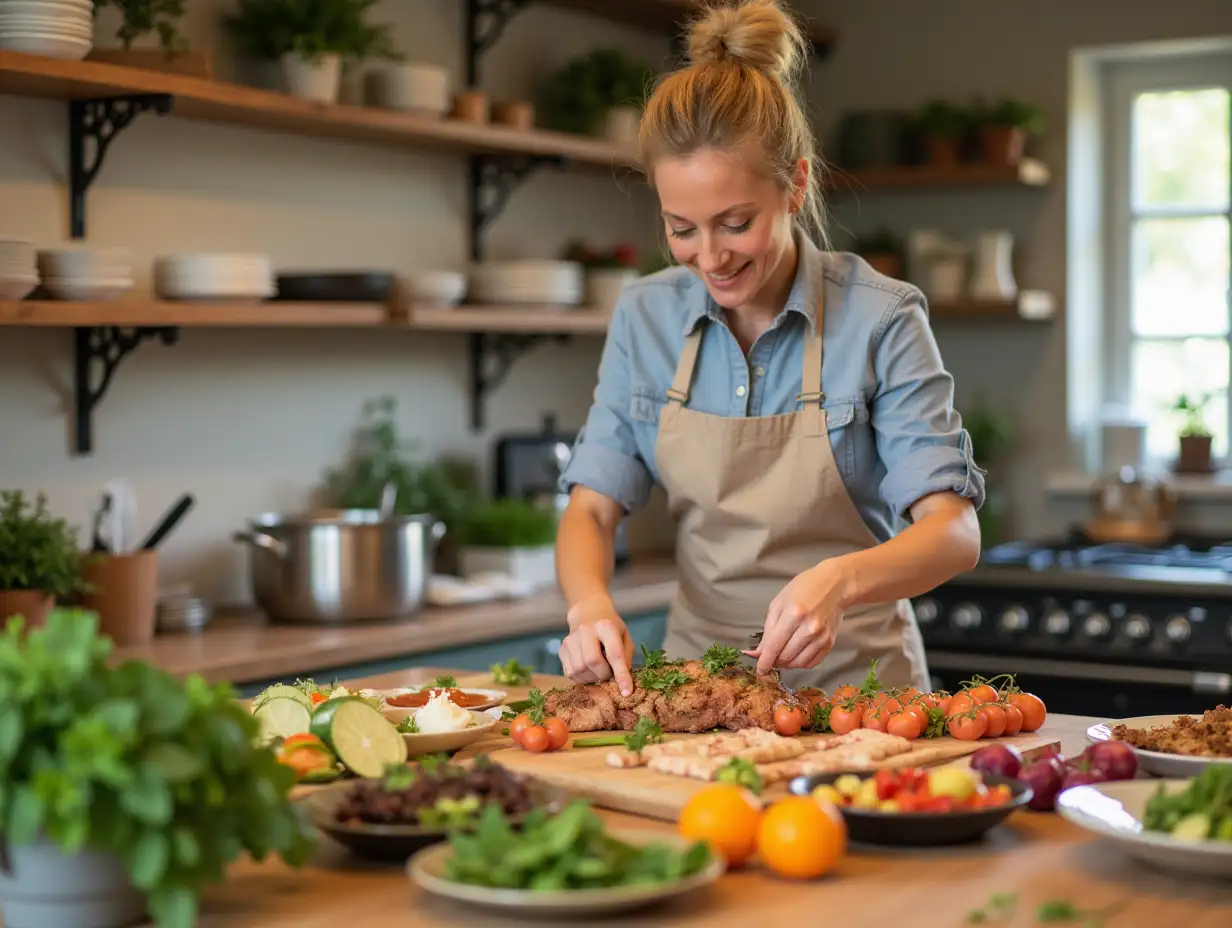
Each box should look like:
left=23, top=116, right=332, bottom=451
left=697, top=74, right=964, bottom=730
left=716, top=757, right=764, bottom=794
left=636, top=666, right=691, bottom=697
left=625, top=716, right=664, bottom=753
left=396, top=715, right=419, bottom=734
left=809, top=701, right=832, bottom=733
left=700, top=644, right=742, bottom=675
left=382, top=763, right=418, bottom=791
left=525, top=688, right=547, bottom=725
left=639, top=643, right=667, bottom=670
left=490, top=659, right=533, bottom=686
left=857, top=659, right=882, bottom=698
left=432, top=675, right=458, bottom=688
left=966, top=892, right=1018, bottom=924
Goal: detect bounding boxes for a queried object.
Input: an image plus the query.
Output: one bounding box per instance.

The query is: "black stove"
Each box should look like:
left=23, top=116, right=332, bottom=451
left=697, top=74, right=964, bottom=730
left=913, top=530, right=1232, bottom=719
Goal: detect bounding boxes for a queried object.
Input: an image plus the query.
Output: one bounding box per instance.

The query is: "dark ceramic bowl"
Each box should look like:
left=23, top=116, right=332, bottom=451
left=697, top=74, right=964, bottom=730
left=789, top=772, right=1032, bottom=847
left=299, top=777, right=567, bottom=863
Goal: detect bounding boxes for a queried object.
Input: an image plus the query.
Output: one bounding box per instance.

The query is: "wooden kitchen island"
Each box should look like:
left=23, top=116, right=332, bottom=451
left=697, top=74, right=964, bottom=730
left=179, top=667, right=1232, bottom=928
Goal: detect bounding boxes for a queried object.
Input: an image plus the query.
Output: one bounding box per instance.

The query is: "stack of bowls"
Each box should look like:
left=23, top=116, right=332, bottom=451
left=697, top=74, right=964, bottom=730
left=0, top=240, right=37, bottom=301
left=154, top=254, right=275, bottom=302
left=0, top=0, right=94, bottom=59
left=37, top=247, right=134, bottom=302
left=469, top=260, right=584, bottom=307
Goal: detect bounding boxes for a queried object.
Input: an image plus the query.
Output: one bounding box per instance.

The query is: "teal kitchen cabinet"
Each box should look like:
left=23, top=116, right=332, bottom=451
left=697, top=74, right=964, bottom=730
left=235, top=610, right=667, bottom=699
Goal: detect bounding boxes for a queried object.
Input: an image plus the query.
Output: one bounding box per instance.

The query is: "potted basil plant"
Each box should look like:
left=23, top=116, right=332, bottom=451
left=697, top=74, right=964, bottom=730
left=538, top=49, right=652, bottom=143
left=1173, top=392, right=1215, bottom=474
left=456, top=499, right=559, bottom=589
left=0, top=609, right=315, bottom=928
left=0, top=490, right=90, bottom=628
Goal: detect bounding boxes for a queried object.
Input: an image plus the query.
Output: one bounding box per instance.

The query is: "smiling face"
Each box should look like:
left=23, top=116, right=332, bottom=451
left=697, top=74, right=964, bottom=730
left=655, top=147, right=805, bottom=312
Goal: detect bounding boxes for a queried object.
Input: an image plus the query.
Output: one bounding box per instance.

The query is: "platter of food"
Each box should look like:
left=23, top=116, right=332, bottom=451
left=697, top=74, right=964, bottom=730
left=1055, top=766, right=1232, bottom=879
left=363, top=677, right=509, bottom=714
left=407, top=799, right=724, bottom=918
left=300, top=757, right=566, bottom=861
left=1086, top=707, right=1232, bottom=778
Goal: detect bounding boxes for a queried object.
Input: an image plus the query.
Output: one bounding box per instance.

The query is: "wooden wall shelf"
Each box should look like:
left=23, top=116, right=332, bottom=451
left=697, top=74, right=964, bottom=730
left=829, top=158, right=1051, bottom=192
left=929, top=291, right=1057, bottom=322
left=411, top=307, right=612, bottom=334
left=0, top=51, right=636, bottom=169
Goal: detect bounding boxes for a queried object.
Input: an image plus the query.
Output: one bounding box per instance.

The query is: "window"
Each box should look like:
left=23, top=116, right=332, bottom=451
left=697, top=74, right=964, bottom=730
left=1105, top=52, right=1232, bottom=463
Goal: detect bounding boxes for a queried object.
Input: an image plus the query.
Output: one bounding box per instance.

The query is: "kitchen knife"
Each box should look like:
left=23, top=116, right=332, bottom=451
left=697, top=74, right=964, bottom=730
left=139, top=493, right=195, bottom=550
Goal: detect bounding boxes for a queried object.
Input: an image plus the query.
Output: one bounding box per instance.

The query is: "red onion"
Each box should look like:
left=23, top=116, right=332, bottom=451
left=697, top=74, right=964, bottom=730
left=969, top=743, right=1024, bottom=779
left=1081, top=741, right=1139, bottom=781
left=1061, top=767, right=1108, bottom=792
left=1020, top=758, right=1065, bottom=811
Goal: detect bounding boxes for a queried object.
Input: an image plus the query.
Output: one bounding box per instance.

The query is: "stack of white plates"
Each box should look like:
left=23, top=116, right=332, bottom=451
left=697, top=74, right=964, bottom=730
left=470, top=260, right=583, bottom=306
left=0, top=0, right=94, bottom=60
left=37, top=246, right=133, bottom=301
left=0, top=240, right=37, bottom=300
left=154, top=254, right=275, bottom=302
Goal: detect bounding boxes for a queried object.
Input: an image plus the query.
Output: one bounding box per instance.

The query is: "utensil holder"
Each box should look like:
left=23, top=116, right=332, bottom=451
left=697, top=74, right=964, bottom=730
left=80, top=551, right=159, bottom=646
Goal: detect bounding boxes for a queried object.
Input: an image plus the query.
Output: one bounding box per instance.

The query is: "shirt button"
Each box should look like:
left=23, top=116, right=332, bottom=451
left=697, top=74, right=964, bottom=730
left=754, top=366, right=766, bottom=377
left=736, top=385, right=747, bottom=397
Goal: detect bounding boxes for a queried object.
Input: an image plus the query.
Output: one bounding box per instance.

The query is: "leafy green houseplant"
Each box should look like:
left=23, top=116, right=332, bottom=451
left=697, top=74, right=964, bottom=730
left=915, top=100, right=971, bottom=167
left=1173, top=392, right=1214, bottom=473
left=456, top=499, right=559, bottom=589
left=0, top=490, right=89, bottom=628
left=223, top=0, right=397, bottom=103
left=0, top=609, right=314, bottom=928
left=538, top=49, right=653, bottom=140
left=93, top=0, right=186, bottom=52
left=973, top=97, right=1044, bottom=167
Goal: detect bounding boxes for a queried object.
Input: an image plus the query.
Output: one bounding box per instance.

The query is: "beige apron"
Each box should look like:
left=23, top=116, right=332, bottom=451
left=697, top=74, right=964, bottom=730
left=656, top=278, right=930, bottom=693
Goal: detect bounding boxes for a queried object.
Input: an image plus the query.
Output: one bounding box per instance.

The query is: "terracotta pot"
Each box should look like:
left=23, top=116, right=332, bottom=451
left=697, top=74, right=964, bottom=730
left=1177, top=434, right=1214, bottom=474
left=863, top=252, right=904, bottom=279
left=451, top=90, right=489, bottom=124
left=492, top=101, right=534, bottom=131
left=924, top=135, right=962, bottom=167
left=0, top=590, right=54, bottom=629
left=979, top=125, right=1026, bottom=166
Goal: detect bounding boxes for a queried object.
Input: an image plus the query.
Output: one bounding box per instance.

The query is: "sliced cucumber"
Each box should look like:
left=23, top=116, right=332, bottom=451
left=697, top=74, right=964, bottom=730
left=310, top=697, right=407, bottom=777
left=1171, top=812, right=1212, bottom=841
left=254, top=696, right=313, bottom=743
left=253, top=684, right=312, bottom=712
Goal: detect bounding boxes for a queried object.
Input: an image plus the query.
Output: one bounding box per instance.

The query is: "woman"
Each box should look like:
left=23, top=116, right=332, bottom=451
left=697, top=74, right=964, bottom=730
left=555, top=0, right=984, bottom=698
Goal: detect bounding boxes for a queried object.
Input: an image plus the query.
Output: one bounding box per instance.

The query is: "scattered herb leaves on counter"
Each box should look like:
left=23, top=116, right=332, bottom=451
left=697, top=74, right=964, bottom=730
left=432, top=675, right=459, bottom=688
left=700, top=644, right=742, bottom=675
left=716, top=758, right=764, bottom=795
left=491, top=659, right=533, bottom=686
left=637, top=666, right=691, bottom=698
left=966, top=892, right=1017, bottom=924
left=1036, top=899, right=1127, bottom=926
left=624, top=716, right=664, bottom=753
left=443, top=799, right=712, bottom=891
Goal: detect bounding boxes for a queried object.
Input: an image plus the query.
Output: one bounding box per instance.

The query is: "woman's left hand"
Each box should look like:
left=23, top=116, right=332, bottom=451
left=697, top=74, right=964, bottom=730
left=747, top=562, right=846, bottom=674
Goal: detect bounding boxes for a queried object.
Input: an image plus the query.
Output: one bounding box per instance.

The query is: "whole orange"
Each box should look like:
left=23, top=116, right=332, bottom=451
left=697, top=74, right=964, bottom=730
left=677, top=784, right=762, bottom=867
left=756, top=795, right=846, bottom=879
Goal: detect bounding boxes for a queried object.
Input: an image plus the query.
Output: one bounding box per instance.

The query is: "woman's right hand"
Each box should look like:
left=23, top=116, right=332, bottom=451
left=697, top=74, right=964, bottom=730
left=560, top=594, right=635, bottom=696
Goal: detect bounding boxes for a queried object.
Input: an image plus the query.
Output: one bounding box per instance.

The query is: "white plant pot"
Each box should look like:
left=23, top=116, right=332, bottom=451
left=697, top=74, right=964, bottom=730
left=458, top=545, right=556, bottom=589
left=603, top=105, right=640, bottom=145
left=969, top=230, right=1018, bottom=300
left=585, top=267, right=638, bottom=311
left=281, top=52, right=341, bottom=104
left=0, top=837, right=146, bottom=928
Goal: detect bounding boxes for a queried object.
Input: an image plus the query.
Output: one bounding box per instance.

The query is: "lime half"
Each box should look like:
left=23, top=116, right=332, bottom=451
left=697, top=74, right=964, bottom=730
left=311, top=697, right=407, bottom=777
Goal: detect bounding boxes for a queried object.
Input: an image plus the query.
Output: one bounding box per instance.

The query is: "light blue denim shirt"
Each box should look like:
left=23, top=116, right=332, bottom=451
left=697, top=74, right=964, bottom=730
left=559, top=237, right=985, bottom=542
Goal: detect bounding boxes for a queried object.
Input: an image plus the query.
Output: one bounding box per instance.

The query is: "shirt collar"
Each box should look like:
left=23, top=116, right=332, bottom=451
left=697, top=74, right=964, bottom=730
left=682, top=231, right=822, bottom=337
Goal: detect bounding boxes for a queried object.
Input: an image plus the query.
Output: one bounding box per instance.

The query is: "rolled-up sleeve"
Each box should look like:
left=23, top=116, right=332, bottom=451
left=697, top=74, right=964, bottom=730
left=558, top=299, right=656, bottom=513
left=873, top=290, right=986, bottom=518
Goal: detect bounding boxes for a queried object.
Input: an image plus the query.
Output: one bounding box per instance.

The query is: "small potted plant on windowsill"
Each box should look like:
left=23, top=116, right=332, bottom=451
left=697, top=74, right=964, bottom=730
left=0, top=490, right=90, bottom=628
left=561, top=240, right=640, bottom=312
left=537, top=49, right=653, bottom=144
left=456, top=499, right=559, bottom=589
left=89, top=0, right=213, bottom=78
left=0, top=609, right=314, bottom=928
left=974, top=97, right=1043, bottom=167
left=223, top=0, right=397, bottom=104
left=1173, top=392, right=1215, bottom=474
left=915, top=100, right=970, bottom=168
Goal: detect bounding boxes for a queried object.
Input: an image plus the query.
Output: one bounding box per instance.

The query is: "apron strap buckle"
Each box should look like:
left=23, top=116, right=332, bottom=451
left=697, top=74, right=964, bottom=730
left=666, top=387, right=689, bottom=404
left=796, top=390, right=826, bottom=406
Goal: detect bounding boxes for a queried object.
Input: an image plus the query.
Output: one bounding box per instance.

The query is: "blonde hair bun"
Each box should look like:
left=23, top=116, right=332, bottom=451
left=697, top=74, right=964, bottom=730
left=687, top=0, right=804, bottom=81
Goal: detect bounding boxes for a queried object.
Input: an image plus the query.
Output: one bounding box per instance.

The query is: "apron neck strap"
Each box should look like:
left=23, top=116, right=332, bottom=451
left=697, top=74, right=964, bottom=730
left=666, top=325, right=704, bottom=404
left=796, top=280, right=826, bottom=406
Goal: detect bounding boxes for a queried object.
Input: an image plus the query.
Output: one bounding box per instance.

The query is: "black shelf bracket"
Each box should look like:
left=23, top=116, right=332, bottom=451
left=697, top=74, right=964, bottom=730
left=69, top=94, right=174, bottom=239
left=468, top=332, right=568, bottom=431
left=73, top=326, right=179, bottom=455
left=468, top=153, right=566, bottom=260
left=465, top=0, right=531, bottom=87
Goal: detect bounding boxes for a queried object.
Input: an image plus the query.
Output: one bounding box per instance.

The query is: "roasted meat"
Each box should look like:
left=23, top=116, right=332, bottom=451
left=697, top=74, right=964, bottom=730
left=543, top=658, right=795, bottom=733
left=1112, top=705, right=1232, bottom=758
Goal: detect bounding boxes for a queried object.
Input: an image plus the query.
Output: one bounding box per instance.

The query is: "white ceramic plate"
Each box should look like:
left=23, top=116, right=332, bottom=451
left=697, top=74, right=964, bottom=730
left=398, top=710, right=499, bottom=756
left=365, top=685, right=508, bottom=712
left=408, top=828, right=725, bottom=918
left=1056, top=779, right=1232, bottom=880
left=1086, top=714, right=1232, bottom=778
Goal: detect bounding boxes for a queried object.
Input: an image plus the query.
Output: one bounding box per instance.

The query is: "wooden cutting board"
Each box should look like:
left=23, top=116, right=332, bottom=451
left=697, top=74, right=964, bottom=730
left=463, top=728, right=1062, bottom=822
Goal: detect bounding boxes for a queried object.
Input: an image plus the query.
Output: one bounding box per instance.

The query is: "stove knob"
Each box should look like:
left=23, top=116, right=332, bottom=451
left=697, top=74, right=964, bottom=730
left=1043, top=609, right=1071, bottom=636
left=1083, top=612, right=1112, bottom=639
left=951, top=603, right=983, bottom=630
left=914, top=598, right=940, bottom=625
left=1123, top=614, right=1152, bottom=642
left=1164, top=614, right=1191, bottom=644
left=998, top=606, right=1030, bottom=633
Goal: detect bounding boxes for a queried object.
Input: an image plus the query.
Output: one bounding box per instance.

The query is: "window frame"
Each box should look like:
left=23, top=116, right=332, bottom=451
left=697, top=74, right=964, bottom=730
left=1103, top=51, right=1232, bottom=465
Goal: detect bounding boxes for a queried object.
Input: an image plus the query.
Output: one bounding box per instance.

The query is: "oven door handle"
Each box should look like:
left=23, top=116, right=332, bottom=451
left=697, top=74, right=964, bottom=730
left=926, top=650, right=1231, bottom=694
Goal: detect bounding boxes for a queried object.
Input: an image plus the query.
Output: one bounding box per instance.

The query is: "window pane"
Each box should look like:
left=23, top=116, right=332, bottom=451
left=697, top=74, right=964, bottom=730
left=1131, top=337, right=1229, bottom=459
left=1131, top=217, right=1230, bottom=337
left=1133, top=87, right=1229, bottom=211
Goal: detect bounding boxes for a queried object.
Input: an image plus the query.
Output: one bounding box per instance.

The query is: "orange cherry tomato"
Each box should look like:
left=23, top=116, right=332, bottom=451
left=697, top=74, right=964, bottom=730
left=947, top=693, right=976, bottom=716
left=832, top=684, right=860, bottom=701
left=977, top=703, right=1007, bottom=738
left=1001, top=703, right=1024, bottom=736
left=947, top=712, right=988, bottom=741
left=508, top=713, right=533, bottom=746
left=965, top=684, right=998, bottom=705
left=886, top=710, right=924, bottom=740
left=543, top=717, right=570, bottom=751
left=774, top=704, right=806, bottom=737
left=520, top=725, right=550, bottom=752
left=1008, top=692, right=1047, bottom=732
left=829, top=706, right=863, bottom=734
left=900, top=703, right=929, bottom=729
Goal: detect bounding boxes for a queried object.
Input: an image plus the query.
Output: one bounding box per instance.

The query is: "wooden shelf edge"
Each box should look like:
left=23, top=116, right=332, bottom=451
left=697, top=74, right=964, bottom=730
left=410, top=306, right=612, bottom=334
left=0, top=51, right=638, bottom=170
left=930, top=290, right=1058, bottom=322
left=829, top=158, right=1051, bottom=192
